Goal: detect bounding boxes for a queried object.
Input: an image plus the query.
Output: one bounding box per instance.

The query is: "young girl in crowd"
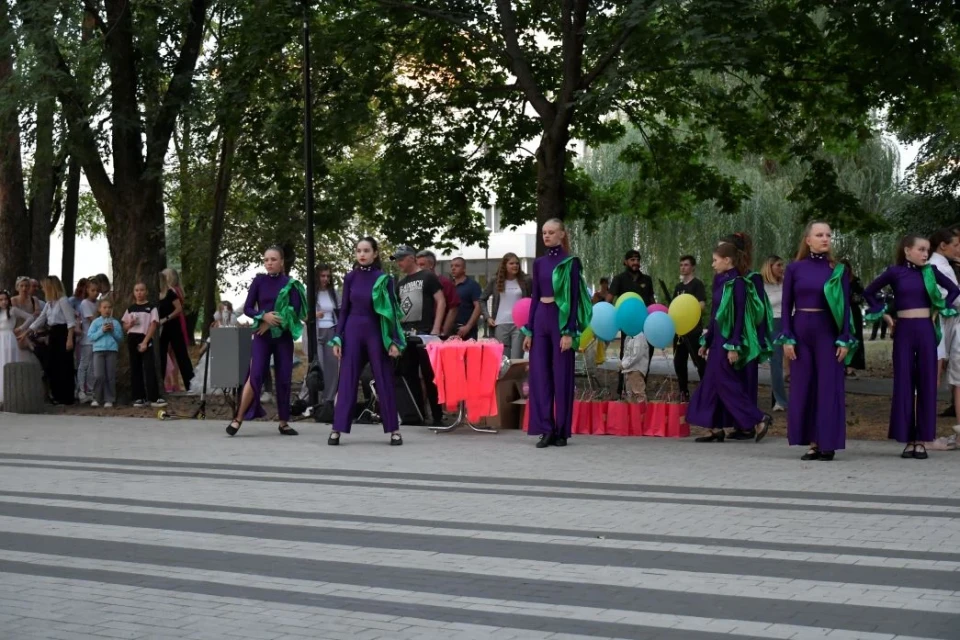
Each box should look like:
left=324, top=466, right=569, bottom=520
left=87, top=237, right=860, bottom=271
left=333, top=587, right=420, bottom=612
left=688, top=242, right=773, bottom=443
left=864, top=234, right=960, bottom=459
left=18, top=276, right=75, bottom=405
left=761, top=256, right=788, bottom=411
left=87, top=299, right=124, bottom=408
left=122, top=283, right=166, bottom=408
left=0, top=290, right=33, bottom=406
left=778, top=222, right=855, bottom=461
left=76, top=279, right=100, bottom=403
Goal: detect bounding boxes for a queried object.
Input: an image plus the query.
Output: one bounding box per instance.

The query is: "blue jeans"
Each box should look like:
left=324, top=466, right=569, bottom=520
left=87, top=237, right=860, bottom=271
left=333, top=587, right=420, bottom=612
left=771, top=318, right=788, bottom=408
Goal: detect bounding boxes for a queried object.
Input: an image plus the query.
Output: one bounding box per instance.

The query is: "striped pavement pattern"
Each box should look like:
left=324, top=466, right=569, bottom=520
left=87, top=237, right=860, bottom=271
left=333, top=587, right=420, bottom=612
left=0, top=417, right=957, bottom=640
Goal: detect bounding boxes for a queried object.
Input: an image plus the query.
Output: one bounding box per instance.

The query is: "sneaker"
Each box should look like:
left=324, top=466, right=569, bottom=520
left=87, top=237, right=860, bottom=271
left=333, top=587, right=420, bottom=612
left=104, top=402, right=113, bottom=408
left=151, top=399, right=168, bottom=408
left=78, top=392, right=90, bottom=404
left=133, top=399, right=146, bottom=408
left=90, top=401, right=100, bottom=408
left=260, top=392, right=273, bottom=404
left=952, top=425, right=960, bottom=437
left=773, top=403, right=786, bottom=412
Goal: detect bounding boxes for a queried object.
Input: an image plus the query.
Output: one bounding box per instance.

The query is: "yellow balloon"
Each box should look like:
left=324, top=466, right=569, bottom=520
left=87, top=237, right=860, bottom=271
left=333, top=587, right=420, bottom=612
left=578, top=326, right=595, bottom=351
left=669, top=293, right=702, bottom=336
left=614, top=292, right=642, bottom=308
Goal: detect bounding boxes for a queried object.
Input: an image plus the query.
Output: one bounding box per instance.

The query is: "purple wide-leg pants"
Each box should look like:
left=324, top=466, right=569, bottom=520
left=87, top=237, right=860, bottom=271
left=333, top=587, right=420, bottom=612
left=244, top=333, right=294, bottom=422
left=890, top=317, right=938, bottom=443
left=787, top=311, right=846, bottom=451
left=528, top=302, right=574, bottom=438
left=333, top=315, right=398, bottom=434
left=687, top=343, right=764, bottom=431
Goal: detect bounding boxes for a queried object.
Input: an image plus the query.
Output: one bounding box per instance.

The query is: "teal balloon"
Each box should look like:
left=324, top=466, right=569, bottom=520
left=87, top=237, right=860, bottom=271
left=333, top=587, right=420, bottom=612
left=616, top=297, right=648, bottom=337
left=644, top=312, right=675, bottom=349
left=590, top=302, right=618, bottom=342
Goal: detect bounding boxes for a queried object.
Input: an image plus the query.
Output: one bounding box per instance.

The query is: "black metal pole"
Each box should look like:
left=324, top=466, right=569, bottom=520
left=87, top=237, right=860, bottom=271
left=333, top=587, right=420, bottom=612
left=302, top=1, right=318, bottom=405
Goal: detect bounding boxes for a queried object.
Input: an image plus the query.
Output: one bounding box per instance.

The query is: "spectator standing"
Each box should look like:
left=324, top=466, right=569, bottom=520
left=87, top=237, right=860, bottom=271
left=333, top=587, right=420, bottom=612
left=450, top=257, right=482, bottom=340
left=76, top=279, right=100, bottom=403
left=0, top=290, right=32, bottom=406
left=591, top=278, right=610, bottom=304
left=479, top=252, right=531, bottom=358
left=157, top=268, right=194, bottom=390
left=122, top=283, right=166, bottom=408
left=18, top=276, right=75, bottom=405
left=87, top=299, right=123, bottom=408
left=608, top=250, right=656, bottom=398
left=760, top=256, right=788, bottom=411
left=927, top=229, right=960, bottom=417
left=416, top=250, right=460, bottom=336
left=673, top=255, right=707, bottom=402
left=395, top=245, right=446, bottom=425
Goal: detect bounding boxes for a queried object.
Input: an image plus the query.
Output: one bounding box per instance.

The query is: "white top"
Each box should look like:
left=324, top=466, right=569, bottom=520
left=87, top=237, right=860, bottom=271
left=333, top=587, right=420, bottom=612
left=78, top=299, right=99, bottom=345
left=213, top=310, right=239, bottom=327
left=29, top=296, right=76, bottom=331
left=316, top=290, right=336, bottom=329
left=0, top=307, right=32, bottom=332
left=929, top=252, right=958, bottom=359
left=765, top=283, right=783, bottom=319
left=495, top=279, right=524, bottom=325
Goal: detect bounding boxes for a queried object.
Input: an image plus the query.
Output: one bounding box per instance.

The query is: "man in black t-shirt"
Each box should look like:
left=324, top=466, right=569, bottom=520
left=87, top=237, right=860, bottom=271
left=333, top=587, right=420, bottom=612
left=608, top=249, right=656, bottom=397
left=393, top=245, right=446, bottom=425
left=672, top=255, right=707, bottom=400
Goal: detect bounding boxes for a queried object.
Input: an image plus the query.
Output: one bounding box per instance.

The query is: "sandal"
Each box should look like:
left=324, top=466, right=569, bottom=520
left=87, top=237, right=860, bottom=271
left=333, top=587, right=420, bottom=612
left=226, top=420, right=242, bottom=436
left=390, top=432, right=403, bottom=446
left=278, top=424, right=299, bottom=436
left=328, top=431, right=340, bottom=446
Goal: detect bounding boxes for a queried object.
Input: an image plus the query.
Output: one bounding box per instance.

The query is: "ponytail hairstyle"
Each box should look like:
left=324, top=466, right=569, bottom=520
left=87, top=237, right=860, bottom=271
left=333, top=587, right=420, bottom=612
left=714, top=239, right=749, bottom=274
left=719, top=232, right=754, bottom=272
left=894, top=234, right=927, bottom=267
left=544, top=218, right=571, bottom=253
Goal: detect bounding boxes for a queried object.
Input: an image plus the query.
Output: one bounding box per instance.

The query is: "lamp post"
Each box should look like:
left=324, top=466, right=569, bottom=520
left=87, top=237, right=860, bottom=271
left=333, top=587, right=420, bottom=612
left=302, top=0, right=318, bottom=403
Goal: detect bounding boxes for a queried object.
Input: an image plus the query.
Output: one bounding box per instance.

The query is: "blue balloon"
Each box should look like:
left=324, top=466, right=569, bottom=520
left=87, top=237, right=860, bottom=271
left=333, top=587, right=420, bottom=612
left=590, top=302, right=618, bottom=342
left=644, top=311, right=676, bottom=349
left=616, top=297, right=648, bottom=337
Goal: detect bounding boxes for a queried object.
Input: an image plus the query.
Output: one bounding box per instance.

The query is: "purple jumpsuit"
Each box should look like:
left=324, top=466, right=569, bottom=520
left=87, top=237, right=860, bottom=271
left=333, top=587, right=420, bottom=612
left=332, top=267, right=402, bottom=434
left=243, top=273, right=302, bottom=422
left=864, top=263, right=960, bottom=443
left=687, top=269, right=766, bottom=431
left=524, top=246, right=582, bottom=439
left=779, top=254, right=851, bottom=451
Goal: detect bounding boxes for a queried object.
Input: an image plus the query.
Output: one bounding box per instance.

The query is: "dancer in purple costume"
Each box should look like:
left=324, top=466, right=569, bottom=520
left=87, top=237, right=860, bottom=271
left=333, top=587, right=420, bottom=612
left=328, top=237, right=406, bottom=446
left=688, top=242, right=773, bottom=443
left=227, top=246, right=306, bottom=436
left=863, top=234, right=960, bottom=459
left=521, top=219, right=591, bottom=448
left=777, top=222, right=856, bottom=461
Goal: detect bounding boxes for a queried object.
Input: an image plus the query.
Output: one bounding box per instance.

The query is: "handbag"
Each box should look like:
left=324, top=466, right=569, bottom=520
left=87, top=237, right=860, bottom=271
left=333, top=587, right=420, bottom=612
left=606, top=402, right=631, bottom=436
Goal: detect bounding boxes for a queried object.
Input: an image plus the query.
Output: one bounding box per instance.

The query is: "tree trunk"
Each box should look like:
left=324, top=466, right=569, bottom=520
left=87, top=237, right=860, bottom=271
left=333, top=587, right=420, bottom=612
left=535, top=131, right=569, bottom=257
left=0, top=1, right=29, bottom=287
left=61, top=155, right=81, bottom=292
left=201, top=130, right=236, bottom=341
left=29, top=94, right=57, bottom=278
left=106, top=189, right=166, bottom=307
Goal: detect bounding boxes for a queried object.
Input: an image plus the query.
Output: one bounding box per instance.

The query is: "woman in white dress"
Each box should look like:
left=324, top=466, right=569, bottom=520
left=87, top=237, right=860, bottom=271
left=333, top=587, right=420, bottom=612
left=0, top=290, right=34, bottom=405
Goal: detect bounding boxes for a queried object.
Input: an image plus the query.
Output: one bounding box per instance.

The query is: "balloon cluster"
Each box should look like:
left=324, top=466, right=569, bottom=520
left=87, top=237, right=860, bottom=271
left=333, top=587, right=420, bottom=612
left=586, top=292, right=702, bottom=348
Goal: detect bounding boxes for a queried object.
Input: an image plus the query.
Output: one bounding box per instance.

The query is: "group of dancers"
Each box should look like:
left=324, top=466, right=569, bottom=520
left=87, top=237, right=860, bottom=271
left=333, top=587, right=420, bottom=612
left=225, top=220, right=958, bottom=458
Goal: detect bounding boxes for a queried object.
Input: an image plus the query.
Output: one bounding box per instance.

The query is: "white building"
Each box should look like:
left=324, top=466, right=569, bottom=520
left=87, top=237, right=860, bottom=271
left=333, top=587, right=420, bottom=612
left=430, top=205, right=538, bottom=288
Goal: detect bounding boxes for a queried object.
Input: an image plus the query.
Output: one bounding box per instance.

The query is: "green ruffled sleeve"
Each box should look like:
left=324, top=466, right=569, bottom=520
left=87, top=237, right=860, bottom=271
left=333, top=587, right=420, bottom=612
left=372, top=275, right=406, bottom=353
left=552, top=257, right=593, bottom=350
left=922, top=264, right=957, bottom=344
left=715, top=277, right=766, bottom=368
left=824, top=263, right=859, bottom=366
left=255, top=279, right=307, bottom=340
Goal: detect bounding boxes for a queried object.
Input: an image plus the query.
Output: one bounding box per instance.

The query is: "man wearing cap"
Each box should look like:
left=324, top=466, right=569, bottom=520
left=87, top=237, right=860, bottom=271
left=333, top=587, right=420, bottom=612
left=393, top=245, right=447, bottom=425
left=416, top=250, right=460, bottom=336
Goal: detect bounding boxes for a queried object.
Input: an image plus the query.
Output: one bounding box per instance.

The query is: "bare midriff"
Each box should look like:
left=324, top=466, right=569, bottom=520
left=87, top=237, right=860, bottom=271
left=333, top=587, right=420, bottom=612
left=540, top=297, right=555, bottom=303
left=898, top=309, right=931, bottom=319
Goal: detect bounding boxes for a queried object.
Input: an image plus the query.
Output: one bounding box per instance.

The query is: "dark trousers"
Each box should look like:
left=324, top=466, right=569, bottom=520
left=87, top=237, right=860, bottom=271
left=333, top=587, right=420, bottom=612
left=870, top=319, right=888, bottom=340
left=160, top=322, right=194, bottom=387
left=674, top=329, right=706, bottom=394
left=399, top=343, right=442, bottom=423
left=128, top=333, right=160, bottom=402
left=46, top=324, right=75, bottom=405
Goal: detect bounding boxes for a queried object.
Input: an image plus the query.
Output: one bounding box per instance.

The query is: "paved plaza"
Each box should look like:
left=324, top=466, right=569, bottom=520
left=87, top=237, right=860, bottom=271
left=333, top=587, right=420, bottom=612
left=0, top=414, right=957, bottom=640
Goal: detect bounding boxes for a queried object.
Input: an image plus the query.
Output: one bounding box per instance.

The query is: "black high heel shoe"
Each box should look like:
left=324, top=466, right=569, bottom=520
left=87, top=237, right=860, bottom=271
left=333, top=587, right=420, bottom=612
left=913, top=444, right=928, bottom=460
left=390, top=432, right=403, bottom=446
left=226, top=420, right=242, bottom=436
left=755, top=414, right=772, bottom=443
left=901, top=444, right=916, bottom=459
left=800, top=447, right=820, bottom=461
left=328, top=432, right=340, bottom=446
left=819, top=450, right=835, bottom=461
left=695, top=430, right=725, bottom=443
left=278, top=424, right=299, bottom=436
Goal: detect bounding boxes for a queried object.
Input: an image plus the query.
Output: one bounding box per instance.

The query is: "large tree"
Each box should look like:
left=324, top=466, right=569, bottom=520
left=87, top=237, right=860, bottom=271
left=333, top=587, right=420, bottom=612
left=23, top=0, right=211, bottom=299
left=370, top=1, right=960, bottom=255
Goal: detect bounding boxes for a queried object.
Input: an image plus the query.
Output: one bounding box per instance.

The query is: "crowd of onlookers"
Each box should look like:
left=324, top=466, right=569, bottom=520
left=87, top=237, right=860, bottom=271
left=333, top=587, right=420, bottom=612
left=0, top=271, right=200, bottom=410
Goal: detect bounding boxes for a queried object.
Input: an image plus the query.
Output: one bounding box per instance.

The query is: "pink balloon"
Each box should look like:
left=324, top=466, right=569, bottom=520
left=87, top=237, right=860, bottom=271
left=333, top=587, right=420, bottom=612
left=512, top=298, right=532, bottom=327
left=648, top=303, right=669, bottom=314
